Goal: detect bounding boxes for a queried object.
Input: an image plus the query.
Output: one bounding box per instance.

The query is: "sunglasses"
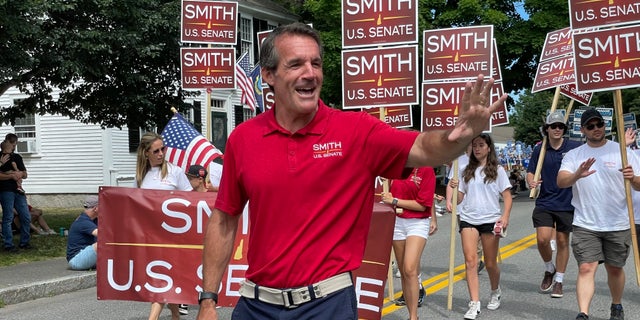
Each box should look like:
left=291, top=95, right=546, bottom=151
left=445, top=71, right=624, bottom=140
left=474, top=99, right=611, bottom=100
left=549, top=123, right=565, bottom=130
left=584, top=121, right=605, bottom=131
left=151, top=146, right=167, bottom=154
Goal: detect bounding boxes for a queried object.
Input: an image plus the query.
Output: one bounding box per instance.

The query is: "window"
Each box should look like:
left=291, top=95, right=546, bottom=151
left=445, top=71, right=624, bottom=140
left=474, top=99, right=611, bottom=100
left=14, top=113, right=37, bottom=154
left=233, top=105, right=254, bottom=128
left=211, top=99, right=225, bottom=109
left=239, top=17, right=253, bottom=59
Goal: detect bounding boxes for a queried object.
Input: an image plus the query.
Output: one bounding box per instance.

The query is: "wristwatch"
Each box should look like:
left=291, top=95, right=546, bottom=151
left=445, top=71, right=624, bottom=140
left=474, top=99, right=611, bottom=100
left=391, top=198, right=399, bottom=206
left=198, top=291, right=218, bottom=304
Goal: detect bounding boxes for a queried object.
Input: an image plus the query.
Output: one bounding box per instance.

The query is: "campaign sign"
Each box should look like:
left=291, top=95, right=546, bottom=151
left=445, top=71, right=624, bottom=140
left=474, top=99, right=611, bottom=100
left=531, top=55, right=576, bottom=93
left=181, top=0, right=237, bottom=44
left=540, top=27, right=573, bottom=62
left=569, top=0, right=640, bottom=30
left=423, top=25, right=493, bottom=82
left=352, top=203, right=396, bottom=320
left=491, top=83, right=509, bottom=126
left=256, top=30, right=272, bottom=56
left=342, top=45, right=419, bottom=109
left=97, top=187, right=396, bottom=319
left=492, top=39, right=503, bottom=82
left=560, top=83, right=593, bottom=106
left=262, top=87, right=274, bottom=111
left=573, top=25, right=640, bottom=93
left=421, top=81, right=467, bottom=131
left=97, top=187, right=220, bottom=305
left=362, top=106, right=413, bottom=128
left=181, top=47, right=235, bottom=90
left=342, top=0, right=418, bottom=48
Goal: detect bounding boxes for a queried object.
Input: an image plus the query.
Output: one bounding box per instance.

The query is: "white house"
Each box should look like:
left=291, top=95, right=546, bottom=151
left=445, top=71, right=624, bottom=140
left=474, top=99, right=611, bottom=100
left=0, top=0, right=298, bottom=207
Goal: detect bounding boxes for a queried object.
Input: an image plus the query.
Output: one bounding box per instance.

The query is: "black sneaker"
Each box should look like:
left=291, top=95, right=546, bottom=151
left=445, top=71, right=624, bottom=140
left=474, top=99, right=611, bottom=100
left=477, top=260, right=485, bottom=274
left=394, top=294, right=406, bottom=306
left=418, top=286, right=426, bottom=307
left=4, top=246, right=18, bottom=253
left=178, top=304, right=189, bottom=315
left=19, top=243, right=33, bottom=250
left=576, top=312, right=589, bottom=320
left=610, top=304, right=624, bottom=320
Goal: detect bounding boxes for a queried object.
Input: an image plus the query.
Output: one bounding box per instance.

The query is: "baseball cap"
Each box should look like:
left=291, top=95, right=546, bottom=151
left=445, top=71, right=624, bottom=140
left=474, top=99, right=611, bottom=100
left=187, top=164, right=207, bottom=178
left=83, top=195, right=99, bottom=208
left=545, top=111, right=565, bottom=125
left=581, top=108, right=603, bottom=127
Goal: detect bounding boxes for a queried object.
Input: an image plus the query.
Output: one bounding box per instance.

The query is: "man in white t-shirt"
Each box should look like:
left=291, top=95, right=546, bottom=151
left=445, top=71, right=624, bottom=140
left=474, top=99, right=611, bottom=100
left=558, top=108, right=640, bottom=320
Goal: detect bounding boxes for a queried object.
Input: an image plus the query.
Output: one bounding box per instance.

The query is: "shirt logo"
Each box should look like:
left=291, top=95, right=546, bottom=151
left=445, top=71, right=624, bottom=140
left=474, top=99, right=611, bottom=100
left=313, top=141, right=343, bottom=159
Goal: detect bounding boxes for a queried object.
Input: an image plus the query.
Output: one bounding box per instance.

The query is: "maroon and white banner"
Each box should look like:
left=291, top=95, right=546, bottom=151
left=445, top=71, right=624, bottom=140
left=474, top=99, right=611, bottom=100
left=97, top=187, right=394, bottom=319
left=181, top=47, right=236, bottom=90
left=569, top=0, right=640, bottom=30
left=531, top=55, right=576, bottom=93
left=421, top=81, right=467, bottom=131
left=422, top=25, right=493, bottom=82
left=573, top=24, right=640, bottom=93
left=342, top=45, right=419, bottom=109
left=560, top=83, right=592, bottom=106
left=540, top=27, right=573, bottom=62
left=490, top=39, right=509, bottom=126
left=362, top=106, right=413, bottom=128
left=181, top=0, right=237, bottom=44
left=342, top=0, right=418, bottom=48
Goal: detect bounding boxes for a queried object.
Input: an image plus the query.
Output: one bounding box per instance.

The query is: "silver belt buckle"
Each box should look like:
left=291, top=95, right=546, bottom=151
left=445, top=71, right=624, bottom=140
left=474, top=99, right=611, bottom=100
left=281, top=289, right=297, bottom=309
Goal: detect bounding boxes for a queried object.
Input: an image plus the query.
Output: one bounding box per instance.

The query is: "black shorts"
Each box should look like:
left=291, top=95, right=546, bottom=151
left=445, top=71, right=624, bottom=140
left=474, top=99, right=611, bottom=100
left=459, top=220, right=495, bottom=234
left=532, top=207, right=574, bottom=233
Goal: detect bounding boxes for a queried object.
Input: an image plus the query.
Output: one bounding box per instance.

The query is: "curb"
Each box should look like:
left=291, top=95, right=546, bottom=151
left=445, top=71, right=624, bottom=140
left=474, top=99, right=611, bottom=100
left=0, top=272, right=96, bottom=305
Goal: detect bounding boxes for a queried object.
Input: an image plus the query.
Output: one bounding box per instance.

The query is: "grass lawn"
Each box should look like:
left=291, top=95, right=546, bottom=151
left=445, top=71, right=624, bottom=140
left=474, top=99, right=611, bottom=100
left=0, top=207, right=81, bottom=267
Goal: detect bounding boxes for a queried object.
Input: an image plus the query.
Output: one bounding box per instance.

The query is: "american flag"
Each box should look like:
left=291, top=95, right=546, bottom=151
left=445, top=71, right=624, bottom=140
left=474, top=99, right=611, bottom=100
left=236, top=51, right=258, bottom=112
left=161, top=113, right=223, bottom=171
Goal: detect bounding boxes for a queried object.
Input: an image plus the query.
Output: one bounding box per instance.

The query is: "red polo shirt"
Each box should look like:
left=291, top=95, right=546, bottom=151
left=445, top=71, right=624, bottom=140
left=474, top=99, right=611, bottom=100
left=216, top=100, right=418, bottom=288
left=390, top=167, right=436, bottom=219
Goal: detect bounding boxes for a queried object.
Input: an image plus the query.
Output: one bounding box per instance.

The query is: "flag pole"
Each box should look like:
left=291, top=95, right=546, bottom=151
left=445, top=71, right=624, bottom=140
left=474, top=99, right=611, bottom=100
left=379, top=107, right=396, bottom=301
left=530, top=86, right=562, bottom=198
left=613, top=89, right=640, bottom=286
left=446, top=159, right=459, bottom=310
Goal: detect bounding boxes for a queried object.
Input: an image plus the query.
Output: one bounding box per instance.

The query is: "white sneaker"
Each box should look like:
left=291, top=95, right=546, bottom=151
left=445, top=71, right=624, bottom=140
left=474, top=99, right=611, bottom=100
left=550, top=239, right=557, bottom=251
left=487, top=287, right=501, bottom=310
left=464, top=301, right=481, bottom=319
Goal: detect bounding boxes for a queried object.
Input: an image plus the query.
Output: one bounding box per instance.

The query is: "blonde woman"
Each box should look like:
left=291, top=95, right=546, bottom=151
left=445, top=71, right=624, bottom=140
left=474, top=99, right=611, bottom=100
left=134, top=132, right=192, bottom=320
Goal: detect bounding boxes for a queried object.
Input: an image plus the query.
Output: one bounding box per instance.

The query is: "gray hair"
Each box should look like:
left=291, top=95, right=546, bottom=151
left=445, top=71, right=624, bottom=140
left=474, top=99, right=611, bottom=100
left=259, top=22, right=323, bottom=72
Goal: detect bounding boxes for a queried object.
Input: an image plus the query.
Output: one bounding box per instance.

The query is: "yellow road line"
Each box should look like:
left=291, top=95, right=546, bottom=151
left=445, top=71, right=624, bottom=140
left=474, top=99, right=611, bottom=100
left=381, top=233, right=537, bottom=315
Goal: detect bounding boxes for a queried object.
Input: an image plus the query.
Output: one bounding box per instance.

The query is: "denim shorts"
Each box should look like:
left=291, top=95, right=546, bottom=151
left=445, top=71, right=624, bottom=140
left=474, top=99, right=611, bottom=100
left=68, top=245, right=97, bottom=270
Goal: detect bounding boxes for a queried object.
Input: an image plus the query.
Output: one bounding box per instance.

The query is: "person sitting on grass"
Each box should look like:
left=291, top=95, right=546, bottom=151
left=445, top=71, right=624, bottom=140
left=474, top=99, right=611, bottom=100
left=66, top=195, right=99, bottom=270
left=13, top=205, right=57, bottom=235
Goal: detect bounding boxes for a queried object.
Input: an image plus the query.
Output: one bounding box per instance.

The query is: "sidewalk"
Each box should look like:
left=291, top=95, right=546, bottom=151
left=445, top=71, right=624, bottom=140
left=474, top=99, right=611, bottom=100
left=0, top=257, right=95, bottom=305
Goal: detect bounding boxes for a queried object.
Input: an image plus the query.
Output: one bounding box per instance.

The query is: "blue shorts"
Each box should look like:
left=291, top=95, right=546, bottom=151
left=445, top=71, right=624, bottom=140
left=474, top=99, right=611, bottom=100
left=231, top=286, right=357, bottom=320
left=68, top=245, right=97, bottom=270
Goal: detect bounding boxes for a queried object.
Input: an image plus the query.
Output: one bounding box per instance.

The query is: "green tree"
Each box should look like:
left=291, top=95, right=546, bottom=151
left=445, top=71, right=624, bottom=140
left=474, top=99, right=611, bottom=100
left=0, top=0, right=188, bottom=129
left=511, top=89, right=573, bottom=145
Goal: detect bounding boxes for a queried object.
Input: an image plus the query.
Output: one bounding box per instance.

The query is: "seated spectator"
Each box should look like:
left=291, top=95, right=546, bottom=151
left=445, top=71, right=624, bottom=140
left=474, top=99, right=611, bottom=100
left=13, top=205, right=56, bottom=235
left=66, top=195, right=99, bottom=270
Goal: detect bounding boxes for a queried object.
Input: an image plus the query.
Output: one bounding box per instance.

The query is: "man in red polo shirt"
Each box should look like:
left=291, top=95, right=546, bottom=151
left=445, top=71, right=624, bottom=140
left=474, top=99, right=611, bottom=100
left=196, top=22, right=506, bottom=320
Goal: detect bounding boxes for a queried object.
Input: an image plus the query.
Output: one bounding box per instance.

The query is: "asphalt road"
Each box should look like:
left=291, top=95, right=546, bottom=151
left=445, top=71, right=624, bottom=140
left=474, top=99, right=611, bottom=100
left=2, top=196, right=640, bottom=320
